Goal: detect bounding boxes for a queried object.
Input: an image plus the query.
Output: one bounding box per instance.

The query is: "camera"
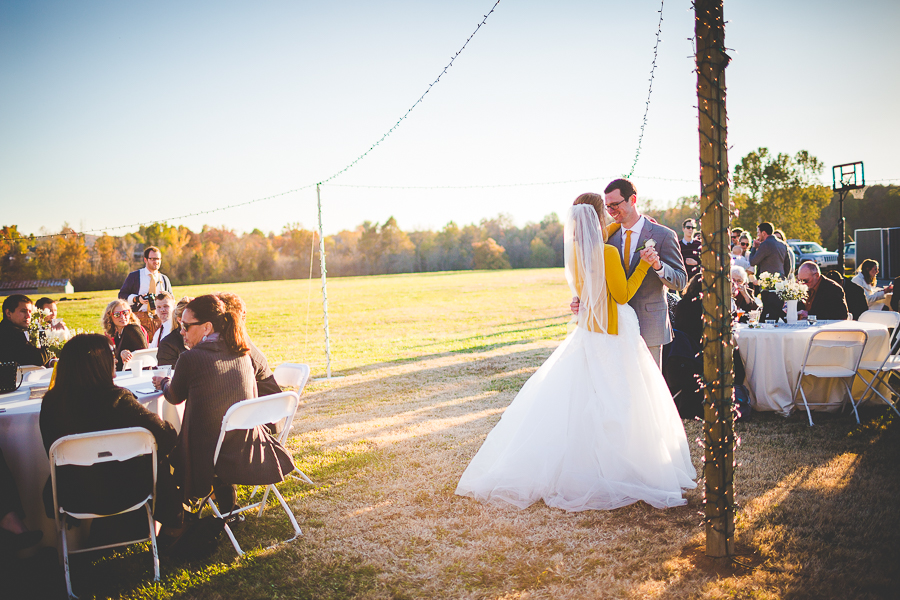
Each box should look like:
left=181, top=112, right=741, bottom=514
left=132, top=293, right=157, bottom=312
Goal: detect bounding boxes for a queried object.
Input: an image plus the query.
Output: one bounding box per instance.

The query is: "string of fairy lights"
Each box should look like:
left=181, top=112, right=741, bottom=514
left=0, top=1, right=688, bottom=244
left=625, top=0, right=665, bottom=179
left=3, top=0, right=896, bottom=246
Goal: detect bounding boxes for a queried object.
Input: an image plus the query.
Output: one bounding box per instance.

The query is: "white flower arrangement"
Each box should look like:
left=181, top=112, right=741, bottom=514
left=28, top=309, right=81, bottom=358
left=756, top=271, right=781, bottom=291
left=774, top=278, right=808, bottom=301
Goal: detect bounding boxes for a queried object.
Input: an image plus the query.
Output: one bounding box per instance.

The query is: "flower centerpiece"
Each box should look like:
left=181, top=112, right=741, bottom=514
left=28, top=308, right=79, bottom=359
left=756, top=271, right=781, bottom=291
left=773, top=278, right=808, bottom=302
left=773, top=277, right=808, bottom=323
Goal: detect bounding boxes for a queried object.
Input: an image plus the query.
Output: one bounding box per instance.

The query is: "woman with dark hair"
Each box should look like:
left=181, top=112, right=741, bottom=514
left=673, top=273, right=704, bottom=350
left=157, top=296, right=193, bottom=367
left=39, top=334, right=182, bottom=534
left=102, top=299, right=148, bottom=370
left=153, top=295, right=295, bottom=514
left=216, top=292, right=281, bottom=397
left=851, top=259, right=893, bottom=309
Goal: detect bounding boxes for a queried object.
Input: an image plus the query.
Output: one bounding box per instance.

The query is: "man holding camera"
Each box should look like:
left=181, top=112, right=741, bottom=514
left=118, top=246, right=172, bottom=341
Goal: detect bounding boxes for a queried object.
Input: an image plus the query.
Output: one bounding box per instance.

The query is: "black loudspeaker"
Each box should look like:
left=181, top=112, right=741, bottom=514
left=855, top=227, right=900, bottom=281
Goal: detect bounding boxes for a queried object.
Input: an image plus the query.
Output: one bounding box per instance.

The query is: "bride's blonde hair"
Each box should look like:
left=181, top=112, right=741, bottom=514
left=573, top=193, right=609, bottom=242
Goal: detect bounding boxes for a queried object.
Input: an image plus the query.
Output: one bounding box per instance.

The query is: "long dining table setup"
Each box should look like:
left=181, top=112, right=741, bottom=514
left=0, top=367, right=184, bottom=552
left=733, top=318, right=891, bottom=416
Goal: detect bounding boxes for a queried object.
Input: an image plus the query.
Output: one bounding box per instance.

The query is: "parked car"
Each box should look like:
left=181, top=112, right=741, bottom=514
left=843, top=242, right=856, bottom=270
left=786, top=240, right=839, bottom=271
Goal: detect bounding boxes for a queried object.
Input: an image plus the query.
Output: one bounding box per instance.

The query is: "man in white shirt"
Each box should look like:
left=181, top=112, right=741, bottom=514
left=118, top=246, right=173, bottom=341
left=149, top=291, right=175, bottom=348
left=118, top=246, right=172, bottom=309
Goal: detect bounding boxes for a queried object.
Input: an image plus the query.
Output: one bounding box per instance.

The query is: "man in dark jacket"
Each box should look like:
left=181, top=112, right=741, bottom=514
left=823, top=269, right=867, bottom=320
left=798, top=263, right=849, bottom=321
left=0, top=295, right=52, bottom=367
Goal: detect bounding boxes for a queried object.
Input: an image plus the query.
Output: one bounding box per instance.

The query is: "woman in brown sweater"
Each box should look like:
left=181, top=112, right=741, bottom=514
left=154, top=294, right=294, bottom=514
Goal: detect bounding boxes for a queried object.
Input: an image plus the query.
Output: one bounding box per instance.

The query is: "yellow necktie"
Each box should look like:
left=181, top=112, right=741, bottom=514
left=148, top=272, right=158, bottom=295
left=623, top=230, right=633, bottom=267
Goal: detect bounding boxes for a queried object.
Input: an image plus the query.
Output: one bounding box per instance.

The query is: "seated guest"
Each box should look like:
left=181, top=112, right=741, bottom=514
left=0, top=448, right=42, bottom=553
left=797, top=262, right=849, bottom=321
left=158, top=296, right=192, bottom=367
left=0, top=295, right=52, bottom=367
left=893, top=276, right=900, bottom=312
left=823, top=269, right=868, bottom=321
left=153, top=295, right=295, bottom=514
left=217, top=292, right=281, bottom=397
left=149, top=292, right=176, bottom=348
left=39, top=334, right=182, bottom=537
left=674, top=273, right=704, bottom=350
left=102, top=299, right=148, bottom=370
left=731, top=266, right=757, bottom=313
left=851, top=259, right=893, bottom=309
left=35, top=297, right=69, bottom=336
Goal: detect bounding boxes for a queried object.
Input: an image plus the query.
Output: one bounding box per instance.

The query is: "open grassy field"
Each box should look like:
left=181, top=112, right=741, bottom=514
left=22, top=270, right=900, bottom=599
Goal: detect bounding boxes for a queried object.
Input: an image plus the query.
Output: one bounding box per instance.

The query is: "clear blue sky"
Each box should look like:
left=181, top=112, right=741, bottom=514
left=2, top=0, right=898, bottom=238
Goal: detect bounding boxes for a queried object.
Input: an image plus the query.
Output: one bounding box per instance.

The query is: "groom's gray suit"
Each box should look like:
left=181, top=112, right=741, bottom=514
left=608, top=220, right=688, bottom=350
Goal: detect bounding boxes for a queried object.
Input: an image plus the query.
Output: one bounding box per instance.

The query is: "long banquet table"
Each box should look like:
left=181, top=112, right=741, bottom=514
left=0, top=371, right=184, bottom=552
left=733, top=320, right=890, bottom=416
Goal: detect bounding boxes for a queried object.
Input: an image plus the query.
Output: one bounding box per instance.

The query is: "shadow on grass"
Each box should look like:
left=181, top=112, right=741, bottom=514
left=323, top=321, right=567, bottom=378
left=642, top=408, right=900, bottom=600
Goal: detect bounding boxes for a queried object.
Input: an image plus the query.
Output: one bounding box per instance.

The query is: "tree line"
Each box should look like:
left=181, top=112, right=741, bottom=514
left=3, top=149, right=896, bottom=291
left=0, top=213, right=566, bottom=291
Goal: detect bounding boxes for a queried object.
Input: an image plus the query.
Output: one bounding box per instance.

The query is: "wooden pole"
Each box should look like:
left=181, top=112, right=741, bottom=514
left=695, top=0, right=735, bottom=558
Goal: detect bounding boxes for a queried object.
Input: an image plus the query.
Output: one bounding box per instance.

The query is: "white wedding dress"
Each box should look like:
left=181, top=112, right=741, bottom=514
left=456, top=206, right=697, bottom=511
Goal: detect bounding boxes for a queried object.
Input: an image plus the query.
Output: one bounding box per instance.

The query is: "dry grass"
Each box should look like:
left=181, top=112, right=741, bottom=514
left=27, top=271, right=900, bottom=599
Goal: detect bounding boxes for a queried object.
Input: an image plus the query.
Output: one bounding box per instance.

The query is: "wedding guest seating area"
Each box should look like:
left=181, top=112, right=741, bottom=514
left=1, top=273, right=898, bottom=598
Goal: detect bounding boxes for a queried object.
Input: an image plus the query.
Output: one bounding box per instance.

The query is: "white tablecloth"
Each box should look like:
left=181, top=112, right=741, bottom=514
left=734, top=320, right=890, bottom=416
left=0, top=373, right=183, bottom=552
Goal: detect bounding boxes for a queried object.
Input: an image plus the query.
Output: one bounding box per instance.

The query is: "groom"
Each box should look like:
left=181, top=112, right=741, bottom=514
left=571, top=179, right=687, bottom=367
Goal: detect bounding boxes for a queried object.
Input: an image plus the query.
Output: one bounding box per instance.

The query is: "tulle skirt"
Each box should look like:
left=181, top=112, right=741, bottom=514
left=456, top=303, right=697, bottom=511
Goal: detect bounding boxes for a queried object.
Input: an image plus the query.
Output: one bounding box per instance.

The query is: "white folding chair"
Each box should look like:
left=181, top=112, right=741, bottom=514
left=854, top=311, right=900, bottom=407
left=858, top=310, right=900, bottom=348
left=273, top=363, right=311, bottom=392
left=791, top=329, right=868, bottom=426
left=128, top=347, right=159, bottom=369
left=49, top=427, right=159, bottom=599
left=853, top=333, right=900, bottom=419
left=205, top=391, right=303, bottom=556
left=268, top=363, right=314, bottom=486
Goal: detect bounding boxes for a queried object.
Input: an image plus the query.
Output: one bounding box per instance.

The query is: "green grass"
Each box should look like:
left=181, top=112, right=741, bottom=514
left=22, top=269, right=900, bottom=599
left=49, top=269, right=573, bottom=376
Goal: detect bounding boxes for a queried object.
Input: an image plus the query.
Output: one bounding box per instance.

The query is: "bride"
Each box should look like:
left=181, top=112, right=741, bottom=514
left=456, top=196, right=696, bottom=511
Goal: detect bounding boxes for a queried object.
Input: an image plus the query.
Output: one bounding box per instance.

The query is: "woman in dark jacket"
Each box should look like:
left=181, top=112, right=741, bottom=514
left=153, top=294, right=295, bottom=514
left=102, top=299, right=148, bottom=370
left=39, top=334, right=182, bottom=530
left=157, top=296, right=192, bottom=367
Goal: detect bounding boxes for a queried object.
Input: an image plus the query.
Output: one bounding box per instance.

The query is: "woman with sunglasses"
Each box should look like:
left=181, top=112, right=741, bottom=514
left=101, top=299, right=148, bottom=371
left=152, top=294, right=294, bottom=517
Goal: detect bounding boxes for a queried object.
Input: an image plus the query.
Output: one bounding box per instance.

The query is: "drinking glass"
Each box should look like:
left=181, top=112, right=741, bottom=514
left=808, top=315, right=817, bottom=326
left=129, top=359, right=144, bottom=378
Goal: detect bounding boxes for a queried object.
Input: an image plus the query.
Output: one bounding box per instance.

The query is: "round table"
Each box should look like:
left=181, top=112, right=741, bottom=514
left=0, top=372, right=183, bottom=552
left=734, top=320, right=890, bottom=416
